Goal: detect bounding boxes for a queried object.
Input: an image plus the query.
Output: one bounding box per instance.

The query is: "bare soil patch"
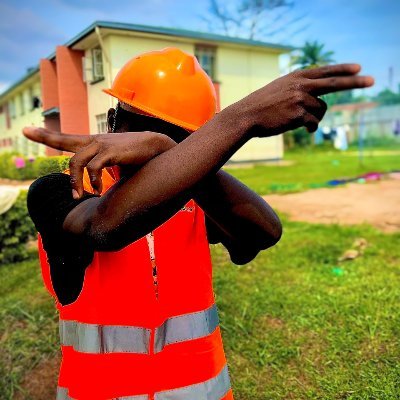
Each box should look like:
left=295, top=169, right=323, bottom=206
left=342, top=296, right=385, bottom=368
left=14, top=353, right=60, bottom=400
left=264, top=180, right=400, bottom=233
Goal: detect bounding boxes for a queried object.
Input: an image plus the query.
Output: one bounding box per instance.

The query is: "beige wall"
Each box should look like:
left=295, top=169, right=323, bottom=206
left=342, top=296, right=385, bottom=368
left=1, top=31, right=287, bottom=162
left=84, top=33, right=286, bottom=161
left=0, top=76, right=45, bottom=156
left=86, top=34, right=194, bottom=134
left=217, top=47, right=283, bottom=162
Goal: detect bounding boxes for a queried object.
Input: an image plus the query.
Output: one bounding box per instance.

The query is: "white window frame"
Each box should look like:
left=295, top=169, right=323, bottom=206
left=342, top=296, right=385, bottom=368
left=9, top=100, right=16, bottom=119
left=91, top=47, right=104, bottom=81
left=19, top=93, right=25, bottom=116
left=195, top=45, right=216, bottom=81
left=96, top=113, right=107, bottom=133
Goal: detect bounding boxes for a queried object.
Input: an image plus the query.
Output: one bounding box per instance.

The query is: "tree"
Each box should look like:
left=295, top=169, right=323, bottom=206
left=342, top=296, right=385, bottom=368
left=202, top=0, right=308, bottom=41
left=290, top=40, right=335, bottom=70
left=373, top=88, right=400, bottom=105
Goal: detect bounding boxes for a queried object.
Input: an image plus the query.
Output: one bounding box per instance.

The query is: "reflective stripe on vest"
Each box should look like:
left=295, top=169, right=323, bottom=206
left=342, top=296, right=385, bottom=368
left=59, top=303, right=219, bottom=354
left=59, top=320, right=151, bottom=354
left=155, top=364, right=231, bottom=400
left=57, top=386, right=150, bottom=400
left=154, top=303, right=219, bottom=353
left=56, top=364, right=230, bottom=400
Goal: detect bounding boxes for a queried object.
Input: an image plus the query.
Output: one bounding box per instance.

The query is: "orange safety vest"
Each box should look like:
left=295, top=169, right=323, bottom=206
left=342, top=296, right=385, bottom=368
left=37, top=167, right=234, bottom=400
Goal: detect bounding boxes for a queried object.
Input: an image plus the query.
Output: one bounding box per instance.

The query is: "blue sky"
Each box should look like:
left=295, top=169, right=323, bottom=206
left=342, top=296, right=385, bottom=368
left=0, top=0, right=399, bottom=95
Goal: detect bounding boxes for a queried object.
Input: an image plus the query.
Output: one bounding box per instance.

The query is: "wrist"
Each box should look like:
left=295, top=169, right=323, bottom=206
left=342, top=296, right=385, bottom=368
left=218, top=102, right=253, bottom=142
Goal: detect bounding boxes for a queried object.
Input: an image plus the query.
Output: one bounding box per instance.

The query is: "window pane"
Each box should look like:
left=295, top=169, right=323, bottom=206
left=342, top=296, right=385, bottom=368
left=91, top=48, right=104, bottom=80
left=195, top=46, right=216, bottom=80
left=96, top=113, right=107, bottom=133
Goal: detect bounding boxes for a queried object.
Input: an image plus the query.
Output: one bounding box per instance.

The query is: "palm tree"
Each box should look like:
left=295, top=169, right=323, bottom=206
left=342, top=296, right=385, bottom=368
left=291, top=40, right=335, bottom=70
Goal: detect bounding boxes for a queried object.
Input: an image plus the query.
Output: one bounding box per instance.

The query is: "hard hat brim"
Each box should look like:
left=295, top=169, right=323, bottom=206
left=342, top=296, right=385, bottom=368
left=103, top=88, right=199, bottom=132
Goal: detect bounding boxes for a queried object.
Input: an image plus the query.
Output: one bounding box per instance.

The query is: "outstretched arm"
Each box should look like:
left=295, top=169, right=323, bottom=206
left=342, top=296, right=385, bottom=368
left=24, top=64, right=374, bottom=257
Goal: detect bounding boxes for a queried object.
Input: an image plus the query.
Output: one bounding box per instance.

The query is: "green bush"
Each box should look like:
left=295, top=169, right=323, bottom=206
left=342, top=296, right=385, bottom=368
left=0, top=152, right=70, bottom=180
left=0, top=190, right=36, bottom=264
left=284, top=127, right=312, bottom=149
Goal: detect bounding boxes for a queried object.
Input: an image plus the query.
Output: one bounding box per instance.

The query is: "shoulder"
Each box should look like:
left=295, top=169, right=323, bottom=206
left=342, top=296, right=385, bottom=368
left=27, top=172, right=71, bottom=207
left=28, top=172, right=70, bottom=201
left=27, top=172, right=98, bottom=235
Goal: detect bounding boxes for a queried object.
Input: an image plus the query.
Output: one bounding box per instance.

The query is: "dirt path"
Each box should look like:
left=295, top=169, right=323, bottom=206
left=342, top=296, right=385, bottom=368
left=264, top=180, right=400, bottom=233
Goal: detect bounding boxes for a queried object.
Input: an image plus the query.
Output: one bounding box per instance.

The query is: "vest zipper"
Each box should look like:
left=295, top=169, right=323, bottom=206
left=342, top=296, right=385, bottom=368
left=146, top=231, right=159, bottom=300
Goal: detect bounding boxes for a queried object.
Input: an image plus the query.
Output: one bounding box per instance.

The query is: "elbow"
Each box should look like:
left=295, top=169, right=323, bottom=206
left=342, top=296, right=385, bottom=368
left=228, top=246, right=259, bottom=265
left=255, top=218, right=283, bottom=251
left=264, top=220, right=283, bottom=248
left=227, top=221, right=283, bottom=266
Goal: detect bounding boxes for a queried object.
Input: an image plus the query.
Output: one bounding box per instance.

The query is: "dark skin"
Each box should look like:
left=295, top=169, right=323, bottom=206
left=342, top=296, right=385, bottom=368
left=23, top=64, right=374, bottom=264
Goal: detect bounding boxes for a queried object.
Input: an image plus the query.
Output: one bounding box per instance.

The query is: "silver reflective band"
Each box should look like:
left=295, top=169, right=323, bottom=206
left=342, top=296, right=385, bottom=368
left=155, top=303, right=219, bottom=353
left=155, top=364, right=231, bottom=400
left=57, top=364, right=230, bottom=400
left=57, top=386, right=149, bottom=400
left=56, top=387, right=72, bottom=400
left=59, top=303, right=219, bottom=354
left=59, top=320, right=151, bottom=354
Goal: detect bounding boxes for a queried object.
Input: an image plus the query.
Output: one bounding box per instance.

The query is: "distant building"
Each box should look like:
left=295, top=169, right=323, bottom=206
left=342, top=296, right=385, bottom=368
left=0, top=21, right=292, bottom=161
left=324, top=102, right=400, bottom=142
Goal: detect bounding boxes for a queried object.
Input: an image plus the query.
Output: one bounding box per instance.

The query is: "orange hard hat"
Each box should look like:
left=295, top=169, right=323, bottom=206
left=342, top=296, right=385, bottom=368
left=103, top=47, right=217, bottom=132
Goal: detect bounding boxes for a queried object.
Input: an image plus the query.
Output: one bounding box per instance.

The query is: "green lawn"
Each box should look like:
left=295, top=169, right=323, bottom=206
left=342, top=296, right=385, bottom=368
left=1, top=221, right=399, bottom=399
left=225, top=148, right=400, bottom=194
left=1, top=149, right=399, bottom=399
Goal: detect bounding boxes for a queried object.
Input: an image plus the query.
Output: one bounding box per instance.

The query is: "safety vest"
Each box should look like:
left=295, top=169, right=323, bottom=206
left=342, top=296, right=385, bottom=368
left=37, top=167, right=234, bottom=400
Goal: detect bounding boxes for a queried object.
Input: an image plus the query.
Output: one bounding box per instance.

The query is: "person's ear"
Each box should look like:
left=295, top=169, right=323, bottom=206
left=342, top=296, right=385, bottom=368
left=107, top=108, right=115, bottom=132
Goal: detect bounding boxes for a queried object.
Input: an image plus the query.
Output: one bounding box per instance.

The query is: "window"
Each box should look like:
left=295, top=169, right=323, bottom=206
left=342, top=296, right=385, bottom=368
left=195, top=46, right=216, bottom=81
left=19, top=93, right=25, bottom=115
left=96, top=113, right=107, bottom=133
left=91, top=47, right=104, bottom=81
left=28, top=87, right=34, bottom=111
left=9, top=100, right=16, bottom=119
left=32, top=96, right=41, bottom=109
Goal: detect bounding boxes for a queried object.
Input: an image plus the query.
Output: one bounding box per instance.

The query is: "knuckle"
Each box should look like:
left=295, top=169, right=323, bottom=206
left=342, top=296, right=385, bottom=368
left=87, top=160, right=101, bottom=173
left=293, top=91, right=305, bottom=105
left=296, top=104, right=307, bottom=118
left=69, top=175, right=78, bottom=186
left=330, top=77, right=338, bottom=88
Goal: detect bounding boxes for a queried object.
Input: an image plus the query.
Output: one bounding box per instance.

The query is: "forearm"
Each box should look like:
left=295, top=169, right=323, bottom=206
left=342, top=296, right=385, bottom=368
left=86, top=106, right=251, bottom=250
left=193, top=170, right=282, bottom=248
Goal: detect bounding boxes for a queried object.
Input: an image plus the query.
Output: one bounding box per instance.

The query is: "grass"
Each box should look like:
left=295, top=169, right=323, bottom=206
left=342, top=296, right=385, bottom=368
left=225, top=148, right=400, bottom=194
left=0, top=252, right=58, bottom=400
left=1, top=149, right=399, bottom=399
left=1, top=222, right=399, bottom=399
left=214, top=220, right=400, bottom=399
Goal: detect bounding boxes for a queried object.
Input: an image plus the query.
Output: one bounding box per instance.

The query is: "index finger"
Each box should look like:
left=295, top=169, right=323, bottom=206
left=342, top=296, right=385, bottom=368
left=308, top=75, right=375, bottom=96
left=23, top=127, right=93, bottom=152
left=299, top=63, right=362, bottom=79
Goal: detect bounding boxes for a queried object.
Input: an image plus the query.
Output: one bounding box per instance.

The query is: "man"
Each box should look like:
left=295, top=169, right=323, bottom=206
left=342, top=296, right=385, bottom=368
left=25, top=48, right=373, bottom=400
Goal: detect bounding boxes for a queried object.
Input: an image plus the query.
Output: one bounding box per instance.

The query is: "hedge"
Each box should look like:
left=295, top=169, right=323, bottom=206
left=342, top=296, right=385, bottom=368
left=0, top=153, right=71, bottom=264
left=0, top=152, right=70, bottom=180
left=0, top=190, right=37, bottom=264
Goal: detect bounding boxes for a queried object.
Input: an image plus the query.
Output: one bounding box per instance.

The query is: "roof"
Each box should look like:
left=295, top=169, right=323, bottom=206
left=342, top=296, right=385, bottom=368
left=0, top=21, right=294, bottom=102
left=330, top=102, right=378, bottom=112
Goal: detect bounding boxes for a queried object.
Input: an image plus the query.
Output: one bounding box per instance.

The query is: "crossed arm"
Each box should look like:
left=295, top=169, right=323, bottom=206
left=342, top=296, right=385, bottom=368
left=24, top=64, right=373, bottom=264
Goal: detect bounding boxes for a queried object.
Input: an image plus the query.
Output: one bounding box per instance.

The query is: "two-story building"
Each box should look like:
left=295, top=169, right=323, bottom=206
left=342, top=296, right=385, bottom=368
left=0, top=21, right=293, bottom=161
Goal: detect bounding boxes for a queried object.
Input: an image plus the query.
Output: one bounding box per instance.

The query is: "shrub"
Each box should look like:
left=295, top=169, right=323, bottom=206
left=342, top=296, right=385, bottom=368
left=0, top=190, right=36, bottom=264
left=0, top=152, right=70, bottom=180
left=284, top=127, right=312, bottom=149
